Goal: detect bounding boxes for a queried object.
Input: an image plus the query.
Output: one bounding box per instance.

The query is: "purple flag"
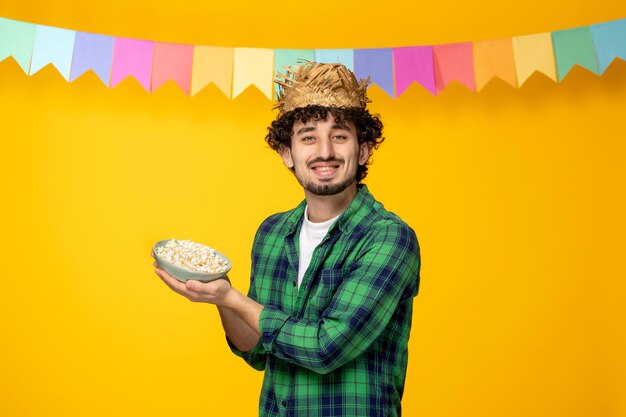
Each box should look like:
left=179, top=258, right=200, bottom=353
left=393, top=46, right=435, bottom=96
left=70, top=32, right=114, bottom=84
left=354, top=49, right=394, bottom=97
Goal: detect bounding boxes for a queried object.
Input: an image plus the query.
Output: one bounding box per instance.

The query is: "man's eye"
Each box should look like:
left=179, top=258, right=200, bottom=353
left=302, top=136, right=315, bottom=142
left=333, top=135, right=347, bottom=141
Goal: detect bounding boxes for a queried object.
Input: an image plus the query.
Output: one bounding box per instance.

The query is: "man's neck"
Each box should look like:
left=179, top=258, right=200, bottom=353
left=304, top=184, right=358, bottom=223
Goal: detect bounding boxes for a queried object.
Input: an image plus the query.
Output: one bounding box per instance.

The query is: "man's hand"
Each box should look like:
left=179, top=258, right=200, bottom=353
left=152, top=251, right=264, bottom=345
left=153, top=258, right=233, bottom=305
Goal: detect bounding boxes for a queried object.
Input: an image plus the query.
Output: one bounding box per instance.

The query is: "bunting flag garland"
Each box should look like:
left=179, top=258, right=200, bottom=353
left=591, top=19, right=626, bottom=74
left=314, top=49, right=354, bottom=71
left=473, top=38, right=517, bottom=91
left=273, top=48, right=315, bottom=97
left=110, top=38, right=154, bottom=91
left=70, top=32, right=114, bottom=84
left=552, top=27, right=599, bottom=81
left=1, top=16, right=625, bottom=99
left=393, top=46, right=435, bottom=96
left=274, top=49, right=316, bottom=78
left=232, top=47, right=273, bottom=98
left=30, top=25, right=76, bottom=80
left=151, top=42, right=194, bottom=94
left=354, top=48, right=395, bottom=97
left=191, top=46, right=233, bottom=97
left=0, top=19, right=36, bottom=73
left=511, top=33, right=557, bottom=85
left=433, top=43, right=476, bottom=93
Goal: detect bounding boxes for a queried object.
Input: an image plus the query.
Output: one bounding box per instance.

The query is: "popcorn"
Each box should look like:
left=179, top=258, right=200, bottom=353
left=155, top=239, right=229, bottom=274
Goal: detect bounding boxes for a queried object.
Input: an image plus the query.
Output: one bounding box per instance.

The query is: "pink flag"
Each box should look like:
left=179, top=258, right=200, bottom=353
left=110, top=38, right=154, bottom=91
left=151, top=42, right=194, bottom=94
left=433, top=43, right=476, bottom=93
left=393, top=46, right=436, bottom=96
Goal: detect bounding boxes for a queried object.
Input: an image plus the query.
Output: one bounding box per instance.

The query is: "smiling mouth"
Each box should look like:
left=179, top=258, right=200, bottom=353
left=313, top=165, right=338, bottom=172
left=307, top=158, right=344, bottom=178
left=310, top=163, right=341, bottom=178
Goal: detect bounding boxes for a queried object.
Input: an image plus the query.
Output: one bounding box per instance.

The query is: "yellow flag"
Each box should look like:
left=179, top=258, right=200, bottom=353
left=512, top=33, right=557, bottom=86
left=191, top=46, right=234, bottom=97
left=232, top=48, right=274, bottom=99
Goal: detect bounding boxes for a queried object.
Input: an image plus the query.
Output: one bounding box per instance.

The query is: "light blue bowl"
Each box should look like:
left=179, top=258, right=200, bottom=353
left=153, top=239, right=232, bottom=282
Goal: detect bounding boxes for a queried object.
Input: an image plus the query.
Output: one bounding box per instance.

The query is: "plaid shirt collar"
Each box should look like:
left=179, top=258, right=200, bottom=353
left=282, top=184, right=375, bottom=237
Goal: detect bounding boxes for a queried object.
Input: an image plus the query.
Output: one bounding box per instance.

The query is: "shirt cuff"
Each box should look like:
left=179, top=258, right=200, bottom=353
left=225, top=334, right=265, bottom=358
left=259, top=305, right=291, bottom=352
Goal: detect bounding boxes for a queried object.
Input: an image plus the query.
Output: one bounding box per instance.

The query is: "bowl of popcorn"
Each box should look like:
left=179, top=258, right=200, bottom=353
left=153, top=239, right=232, bottom=282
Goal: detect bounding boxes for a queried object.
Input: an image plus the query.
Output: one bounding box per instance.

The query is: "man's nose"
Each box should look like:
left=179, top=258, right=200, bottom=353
left=317, top=137, right=335, bottom=159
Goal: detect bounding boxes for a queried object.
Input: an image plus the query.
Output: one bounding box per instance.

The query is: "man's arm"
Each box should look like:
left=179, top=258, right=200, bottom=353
left=217, top=305, right=260, bottom=352
left=155, top=221, right=419, bottom=374
left=154, top=264, right=263, bottom=352
left=255, top=222, right=420, bottom=374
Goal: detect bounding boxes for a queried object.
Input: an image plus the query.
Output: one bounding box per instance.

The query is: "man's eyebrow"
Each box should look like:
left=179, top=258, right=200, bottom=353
left=295, top=126, right=317, bottom=135
left=331, top=123, right=352, bottom=131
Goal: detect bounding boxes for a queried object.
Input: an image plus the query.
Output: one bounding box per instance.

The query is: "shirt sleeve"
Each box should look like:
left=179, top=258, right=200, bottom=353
left=226, top=252, right=268, bottom=371
left=258, top=220, right=420, bottom=375
left=226, top=336, right=266, bottom=371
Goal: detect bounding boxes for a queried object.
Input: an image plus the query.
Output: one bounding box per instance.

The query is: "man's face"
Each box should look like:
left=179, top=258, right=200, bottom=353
left=279, top=114, right=370, bottom=196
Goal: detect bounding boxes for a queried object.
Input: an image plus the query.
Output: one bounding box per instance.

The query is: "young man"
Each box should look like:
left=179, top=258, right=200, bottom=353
left=155, top=62, right=421, bottom=417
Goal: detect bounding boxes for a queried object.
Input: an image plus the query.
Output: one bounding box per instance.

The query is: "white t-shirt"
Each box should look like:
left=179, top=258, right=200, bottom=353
left=297, top=206, right=340, bottom=289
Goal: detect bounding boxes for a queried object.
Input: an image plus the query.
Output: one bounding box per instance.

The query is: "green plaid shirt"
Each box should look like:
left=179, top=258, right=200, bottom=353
left=228, top=185, right=420, bottom=417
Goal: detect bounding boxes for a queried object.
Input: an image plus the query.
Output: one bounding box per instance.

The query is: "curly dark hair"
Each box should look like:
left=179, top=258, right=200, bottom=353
left=265, top=105, right=385, bottom=183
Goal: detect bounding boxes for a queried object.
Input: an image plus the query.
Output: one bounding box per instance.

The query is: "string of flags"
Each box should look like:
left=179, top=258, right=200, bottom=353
left=1, top=16, right=625, bottom=98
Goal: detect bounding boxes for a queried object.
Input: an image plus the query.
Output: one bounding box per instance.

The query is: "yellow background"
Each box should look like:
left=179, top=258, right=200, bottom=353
left=1, top=1, right=626, bottom=416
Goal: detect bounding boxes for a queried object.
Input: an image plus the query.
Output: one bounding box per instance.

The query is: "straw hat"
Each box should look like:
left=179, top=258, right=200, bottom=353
left=274, top=62, right=371, bottom=113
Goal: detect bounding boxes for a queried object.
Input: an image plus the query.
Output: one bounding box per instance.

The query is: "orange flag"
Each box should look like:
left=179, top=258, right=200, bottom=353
left=473, top=38, right=518, bottom=91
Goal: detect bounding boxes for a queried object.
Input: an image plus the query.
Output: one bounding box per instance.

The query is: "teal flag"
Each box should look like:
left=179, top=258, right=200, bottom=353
left=0, top=18, right=37, bottom=74
left=591, top=19, right=626, bottom=74
left=315, top=49, right=354, bottom=71
left=274, top=49, right=315, bottom=72
left=552, top=27, right=599, bottom=81
left=273, top=49, right=315, bottom=96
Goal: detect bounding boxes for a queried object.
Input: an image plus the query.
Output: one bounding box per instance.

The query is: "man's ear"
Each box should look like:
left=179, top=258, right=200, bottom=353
left=358, top=142, right=371, bottom=166
left=279, top=145, right=294, bottom=168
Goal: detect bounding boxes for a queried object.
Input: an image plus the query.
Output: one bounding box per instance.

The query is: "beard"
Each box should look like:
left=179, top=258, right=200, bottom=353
left=300, top=175, right=357, bottom=196
left=293, top=157, right=357, bottom=196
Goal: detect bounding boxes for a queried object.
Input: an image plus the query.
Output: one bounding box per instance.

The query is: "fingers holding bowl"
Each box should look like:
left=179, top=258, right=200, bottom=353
left=152, top=239, right=232, bottom=283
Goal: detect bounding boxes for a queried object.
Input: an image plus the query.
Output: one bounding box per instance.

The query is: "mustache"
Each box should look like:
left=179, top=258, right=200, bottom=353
left=306, top=157, right=345, bottom=168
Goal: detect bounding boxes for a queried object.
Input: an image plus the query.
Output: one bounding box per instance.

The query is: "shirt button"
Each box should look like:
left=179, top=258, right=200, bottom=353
left=281, top=400, right=287, bottom=407
left=292, top=281, right=296, bottom=287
